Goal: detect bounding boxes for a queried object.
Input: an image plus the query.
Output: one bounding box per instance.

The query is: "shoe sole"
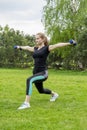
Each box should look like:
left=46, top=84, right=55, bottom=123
left=18, top=106, right=30, bottom=110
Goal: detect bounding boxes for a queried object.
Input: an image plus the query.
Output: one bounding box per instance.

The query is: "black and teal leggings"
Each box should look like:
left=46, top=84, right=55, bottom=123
left=26, top=70, right=51, bottom=96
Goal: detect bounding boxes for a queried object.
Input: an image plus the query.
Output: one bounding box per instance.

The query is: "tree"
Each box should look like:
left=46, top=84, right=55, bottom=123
left=42, top=0, right=87, bottom=69
left=43, top=0, right=87, bottom=39
left=0, top=25, right=35, bottom=68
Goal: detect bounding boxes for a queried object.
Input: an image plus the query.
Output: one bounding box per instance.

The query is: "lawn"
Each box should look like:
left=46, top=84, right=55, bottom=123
left=0, top=68, right=87, bottom=130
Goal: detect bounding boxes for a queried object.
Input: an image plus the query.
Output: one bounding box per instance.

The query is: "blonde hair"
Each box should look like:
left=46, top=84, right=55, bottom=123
left=36, top=32, right=49, bottom=46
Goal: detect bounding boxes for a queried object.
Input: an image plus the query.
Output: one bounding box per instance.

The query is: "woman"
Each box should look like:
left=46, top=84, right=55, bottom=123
left=14, top=32, right=76, bottom=110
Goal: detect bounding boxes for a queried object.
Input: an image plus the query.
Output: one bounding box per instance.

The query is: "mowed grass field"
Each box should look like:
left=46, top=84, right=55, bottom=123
left=0, top=68, right=87, bottom=130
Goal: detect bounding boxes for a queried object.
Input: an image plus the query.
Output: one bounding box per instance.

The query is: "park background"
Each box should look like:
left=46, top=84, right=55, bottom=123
left=0, top=0, right=87, bottom=70
left=0, top=0, right=87, bottom=130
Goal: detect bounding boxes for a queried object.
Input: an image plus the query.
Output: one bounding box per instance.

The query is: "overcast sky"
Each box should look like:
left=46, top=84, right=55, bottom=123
left=0, top=0, right=46, bottom=35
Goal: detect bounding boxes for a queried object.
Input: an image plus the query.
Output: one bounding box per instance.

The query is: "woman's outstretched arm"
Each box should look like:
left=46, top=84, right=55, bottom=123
left=14, top=45, right=34, bottom=52
left=49, top=40, right=77, bottom=51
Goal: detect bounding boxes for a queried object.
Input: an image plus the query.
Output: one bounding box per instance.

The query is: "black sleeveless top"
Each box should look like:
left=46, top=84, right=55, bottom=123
left=33, top=46, right=50, bottom=74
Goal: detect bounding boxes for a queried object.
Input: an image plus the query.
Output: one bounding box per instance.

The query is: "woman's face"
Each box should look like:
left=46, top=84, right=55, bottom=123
left=35, top=35, right=43, bottom=46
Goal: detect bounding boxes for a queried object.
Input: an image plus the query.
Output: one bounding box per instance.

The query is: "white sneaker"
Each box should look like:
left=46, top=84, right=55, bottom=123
left=50, top=93, right=59, bottom=102
left=18, top=102, right=30, bottom=110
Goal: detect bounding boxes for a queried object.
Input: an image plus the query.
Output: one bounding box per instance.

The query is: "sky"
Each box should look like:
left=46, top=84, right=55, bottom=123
left=0, top=0, right=46, bottom=35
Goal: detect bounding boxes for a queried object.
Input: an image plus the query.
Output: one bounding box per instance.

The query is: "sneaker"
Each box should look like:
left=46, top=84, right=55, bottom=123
left=50, top=93, right=59, bottom=102
left=18, top=102, right=30, bottom=110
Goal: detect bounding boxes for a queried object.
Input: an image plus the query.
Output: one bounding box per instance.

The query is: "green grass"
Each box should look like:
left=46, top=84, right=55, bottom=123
left=0, top=68, right=87, bottom=130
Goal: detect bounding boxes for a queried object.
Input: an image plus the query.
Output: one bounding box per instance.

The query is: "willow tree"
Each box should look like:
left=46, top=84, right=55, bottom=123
left=42, top=0, right=87, bottom=69
left=42, top=0, right=87, bottom=41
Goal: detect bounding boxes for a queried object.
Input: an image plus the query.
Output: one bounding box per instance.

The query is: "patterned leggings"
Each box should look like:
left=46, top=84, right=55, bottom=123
left=26, top=70, right=51, bottom=95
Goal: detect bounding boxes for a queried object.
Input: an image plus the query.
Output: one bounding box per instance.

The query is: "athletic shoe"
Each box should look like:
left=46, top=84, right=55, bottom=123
left=18, top=102, right=30, bottom=110
left=50, top=93, right=59, bottom=102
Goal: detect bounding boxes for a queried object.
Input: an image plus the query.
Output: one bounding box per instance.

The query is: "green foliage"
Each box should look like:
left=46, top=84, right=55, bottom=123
left=75, top=30, right=87, bottom=69
left=0, top=25, right=35, bottom=68
left=42, top=0, right=87, bottom=70
left=43, top=0, right=87, bottom=39
left=63, top=17, right=87, bottom=70
left=0, top=68, right=87, bottom=130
